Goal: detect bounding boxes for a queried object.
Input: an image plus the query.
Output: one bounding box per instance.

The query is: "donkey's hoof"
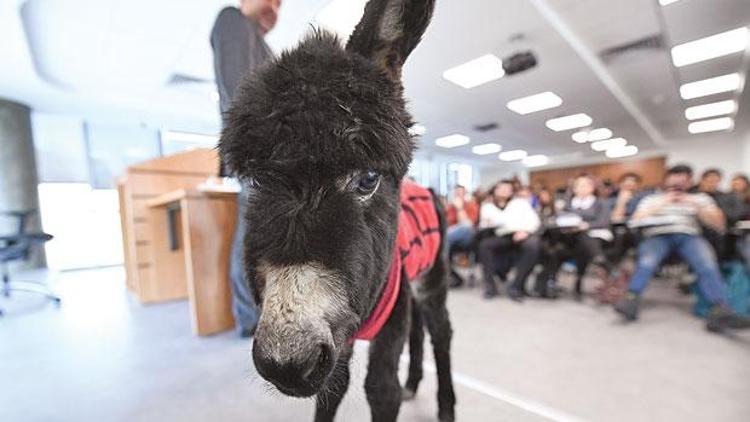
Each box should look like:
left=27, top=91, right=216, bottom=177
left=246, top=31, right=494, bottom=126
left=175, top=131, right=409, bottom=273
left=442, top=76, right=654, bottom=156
left=438, top=409, right=455, bottom=422
left=401, top=387, right=417, bottom=401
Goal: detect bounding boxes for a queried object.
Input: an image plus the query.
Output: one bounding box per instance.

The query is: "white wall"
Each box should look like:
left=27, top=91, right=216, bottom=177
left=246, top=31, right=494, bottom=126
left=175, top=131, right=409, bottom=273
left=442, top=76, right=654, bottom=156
left=32, top=112, right=88, bottom=183
left=478, top=163, right=528, bottom=190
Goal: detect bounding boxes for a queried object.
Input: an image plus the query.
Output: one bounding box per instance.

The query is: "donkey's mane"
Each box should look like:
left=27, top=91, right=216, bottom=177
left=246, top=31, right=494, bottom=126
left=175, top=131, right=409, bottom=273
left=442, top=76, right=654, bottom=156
left=220, top=29, right=415, bottom=180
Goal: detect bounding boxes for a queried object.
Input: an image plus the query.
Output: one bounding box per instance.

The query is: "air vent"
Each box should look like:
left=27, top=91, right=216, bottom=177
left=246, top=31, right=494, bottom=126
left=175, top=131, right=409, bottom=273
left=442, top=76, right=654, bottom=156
left=599, top=34, right=664, bottom=63
left=167, top=73, right=213, bottom=85
left=474, top=122, right=500, bottom=132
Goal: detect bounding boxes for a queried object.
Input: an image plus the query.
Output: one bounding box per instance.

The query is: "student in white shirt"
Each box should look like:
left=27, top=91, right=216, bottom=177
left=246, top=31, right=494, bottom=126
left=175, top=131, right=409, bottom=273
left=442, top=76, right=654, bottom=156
left=478, top=180, right=541, bottom=301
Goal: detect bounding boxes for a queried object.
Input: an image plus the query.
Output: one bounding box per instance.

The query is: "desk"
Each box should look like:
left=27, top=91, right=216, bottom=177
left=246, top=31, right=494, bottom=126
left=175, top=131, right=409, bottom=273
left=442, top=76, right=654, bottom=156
left=147, top=189, right=237, bottom=336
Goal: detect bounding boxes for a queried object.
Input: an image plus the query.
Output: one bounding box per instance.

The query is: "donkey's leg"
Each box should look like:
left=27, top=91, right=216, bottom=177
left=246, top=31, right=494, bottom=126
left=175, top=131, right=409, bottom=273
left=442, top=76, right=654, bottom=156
left=419, top=267, right=456, bottom=422
left=365, top=279, right=410, bottom=422
left=314, top=346, right=353, bottom=422
left=403, top=297, right=424, bottom=400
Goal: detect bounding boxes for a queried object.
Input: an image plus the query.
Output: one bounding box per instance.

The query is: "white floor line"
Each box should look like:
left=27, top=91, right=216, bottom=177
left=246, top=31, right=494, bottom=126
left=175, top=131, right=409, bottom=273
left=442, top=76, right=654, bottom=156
left=417, top=358, right=589, bottom=422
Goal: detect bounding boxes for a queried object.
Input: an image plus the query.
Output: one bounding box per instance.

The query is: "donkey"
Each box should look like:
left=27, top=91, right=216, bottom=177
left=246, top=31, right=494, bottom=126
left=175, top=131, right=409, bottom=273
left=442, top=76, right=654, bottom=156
left=219, top=0, right=455, bottom=420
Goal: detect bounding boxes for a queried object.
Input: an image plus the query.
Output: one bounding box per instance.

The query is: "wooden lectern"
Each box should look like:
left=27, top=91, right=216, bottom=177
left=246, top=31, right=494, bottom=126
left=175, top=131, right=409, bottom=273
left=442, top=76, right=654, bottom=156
left=117, top=149, right=237, bottom=335
left=147, top=189, right=237, bottom=336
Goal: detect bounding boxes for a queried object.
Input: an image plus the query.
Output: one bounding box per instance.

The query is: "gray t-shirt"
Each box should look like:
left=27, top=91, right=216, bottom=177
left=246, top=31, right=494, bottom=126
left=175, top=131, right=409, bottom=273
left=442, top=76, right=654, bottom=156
left=211, top=7, right=274, bottom=176
left=634, top=192, right=716, bottom=237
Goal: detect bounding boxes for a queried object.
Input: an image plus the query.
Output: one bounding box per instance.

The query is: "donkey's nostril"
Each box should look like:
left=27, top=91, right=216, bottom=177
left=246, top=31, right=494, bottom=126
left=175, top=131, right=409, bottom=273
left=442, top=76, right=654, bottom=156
left=302, top=343, right=334, bottom=382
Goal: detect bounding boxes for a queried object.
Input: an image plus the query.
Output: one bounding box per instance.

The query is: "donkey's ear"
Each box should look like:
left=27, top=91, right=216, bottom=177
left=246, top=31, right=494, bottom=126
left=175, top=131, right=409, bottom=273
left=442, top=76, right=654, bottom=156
left=345, top=0, right=435, bottom=80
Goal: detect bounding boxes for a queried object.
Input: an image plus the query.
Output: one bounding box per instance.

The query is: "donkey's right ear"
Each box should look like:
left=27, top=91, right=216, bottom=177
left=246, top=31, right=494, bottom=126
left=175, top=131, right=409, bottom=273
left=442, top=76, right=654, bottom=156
left=345, top=0, right=435, bottom=81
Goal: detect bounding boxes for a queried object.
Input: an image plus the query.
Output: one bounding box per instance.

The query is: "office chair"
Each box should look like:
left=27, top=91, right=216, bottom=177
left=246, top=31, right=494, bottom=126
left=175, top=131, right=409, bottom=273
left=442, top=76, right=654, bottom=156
left=0, top=210, right=60, bottom=316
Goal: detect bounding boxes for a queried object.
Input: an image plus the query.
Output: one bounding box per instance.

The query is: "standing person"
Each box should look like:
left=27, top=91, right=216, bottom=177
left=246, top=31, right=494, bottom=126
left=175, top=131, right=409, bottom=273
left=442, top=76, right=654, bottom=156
left=211, top=0, right=281, bottom=337
left=478, top=180, right=541, bottom=301
left=614, top=165, right=750, bottom=332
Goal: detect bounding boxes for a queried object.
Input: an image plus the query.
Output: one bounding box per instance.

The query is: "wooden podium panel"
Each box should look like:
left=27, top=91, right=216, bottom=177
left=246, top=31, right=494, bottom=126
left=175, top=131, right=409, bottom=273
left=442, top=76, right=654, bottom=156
left=117, top=149, right=219, bottom=303
left=147, top=189, right=237, bottom=336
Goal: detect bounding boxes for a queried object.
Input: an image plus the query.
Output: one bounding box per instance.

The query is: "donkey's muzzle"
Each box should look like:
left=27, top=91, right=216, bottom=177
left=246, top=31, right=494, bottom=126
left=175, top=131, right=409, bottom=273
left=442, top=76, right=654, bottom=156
left=252, top=339, right=335, bottom=397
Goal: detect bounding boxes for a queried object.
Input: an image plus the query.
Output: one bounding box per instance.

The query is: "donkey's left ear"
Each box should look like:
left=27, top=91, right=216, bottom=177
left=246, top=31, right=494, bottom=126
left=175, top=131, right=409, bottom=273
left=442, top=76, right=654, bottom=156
left=345, top=0, right=435, bottom=81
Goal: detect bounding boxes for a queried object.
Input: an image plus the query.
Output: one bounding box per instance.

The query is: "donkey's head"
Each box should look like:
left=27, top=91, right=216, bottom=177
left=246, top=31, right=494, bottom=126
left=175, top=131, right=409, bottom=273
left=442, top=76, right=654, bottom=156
left=219, top=0, right=435, bottom=397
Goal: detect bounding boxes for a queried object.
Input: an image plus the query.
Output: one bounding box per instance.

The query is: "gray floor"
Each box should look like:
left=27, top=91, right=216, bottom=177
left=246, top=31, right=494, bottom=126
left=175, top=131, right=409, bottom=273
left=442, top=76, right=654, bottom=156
left=1, top=267, right=749, bottom=422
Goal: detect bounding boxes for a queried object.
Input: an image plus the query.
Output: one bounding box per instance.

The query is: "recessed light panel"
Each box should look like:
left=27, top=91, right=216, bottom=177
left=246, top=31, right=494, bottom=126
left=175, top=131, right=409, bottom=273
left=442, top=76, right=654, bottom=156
left=498, top=150, right=528, bottom=161
left=435, top=134, right=470, bottom=148
left=659, top=0, right=682, bottom=5
left=671, top=27, right=749, bottom=67
left=471, top=143, right=502, bottom=155
left=680, top=73, right=742, bottom=100
left=606, top=145, right=639, bottom=158
left=688, top=117, right=734, bottom=134
left=409, top=124, right=427, bottom=136
left=684, top=100, right=737, bottom=121
left=506, top=91, right=563, bottom=115
left=545, top=113, right=593, bottom=131
left=572, top=131, right=589, bottom=143
left=443, top=54, right=504, bottom=89
left=591, top=138, right=627, bottom=152
left=572, top=128, right=613, bottom=143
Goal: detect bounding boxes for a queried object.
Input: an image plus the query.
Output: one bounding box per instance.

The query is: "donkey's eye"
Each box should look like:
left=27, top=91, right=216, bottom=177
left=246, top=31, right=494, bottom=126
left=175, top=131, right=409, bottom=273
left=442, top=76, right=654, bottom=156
left=355, top=171, right=381, bottom=196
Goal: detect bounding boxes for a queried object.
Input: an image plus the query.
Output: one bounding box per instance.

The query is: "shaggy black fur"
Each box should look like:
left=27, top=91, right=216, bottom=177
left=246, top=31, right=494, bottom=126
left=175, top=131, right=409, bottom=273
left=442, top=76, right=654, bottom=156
left=219, top=1, right=454, bottom=421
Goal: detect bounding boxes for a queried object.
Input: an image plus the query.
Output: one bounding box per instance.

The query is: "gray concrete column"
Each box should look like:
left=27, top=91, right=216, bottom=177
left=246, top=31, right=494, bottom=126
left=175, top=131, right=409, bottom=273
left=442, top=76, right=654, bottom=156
left=0, top=98, right=45, bottom=267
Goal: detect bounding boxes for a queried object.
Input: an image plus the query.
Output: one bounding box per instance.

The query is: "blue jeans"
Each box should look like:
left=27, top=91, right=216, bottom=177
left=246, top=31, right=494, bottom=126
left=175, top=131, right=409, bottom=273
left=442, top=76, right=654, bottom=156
left=447, top=223, right=475, bottom=254
left=229, top=188, right=259, bottom=332
left=629, top=233, right=727, bottom=305
left=739, top=234, right=750, bottom=274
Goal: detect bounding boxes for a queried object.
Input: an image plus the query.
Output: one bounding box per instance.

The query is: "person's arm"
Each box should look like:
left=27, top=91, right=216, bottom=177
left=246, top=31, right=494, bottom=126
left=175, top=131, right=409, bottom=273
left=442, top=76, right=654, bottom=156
left=691, top=195, right=726, bottom=232
left=611, top=191, right=633, bottom=221
left=212, top=8, right=254, bottom=109
left=211, top=8, right=265, bottom=177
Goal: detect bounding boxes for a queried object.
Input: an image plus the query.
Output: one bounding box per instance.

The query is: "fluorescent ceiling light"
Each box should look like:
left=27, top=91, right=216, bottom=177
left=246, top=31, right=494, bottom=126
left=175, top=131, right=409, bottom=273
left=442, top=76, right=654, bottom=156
left=572, top=131, right=589, bottom=143
left=435, top=134, right=470, bottom=148
left=571, top=127, right=612, bottom=143
left=409, top=124, right=427, bottom=136
left=545, top=113, right=593, bottom=131
left=606, top=145, right=639, bottom=158
left=471, top=143, right=502, bottom=155
left=591, top=137, right=627, bottom=152
left=314, top=0, right=368, bottom=40
left=522, top=154, right=549, bottom=167
left=506, top=91, right=563, bottom=115
left=659, top=0, right=682, bottom=5
left=671, top=27, right=749, bottom=67
left=498, top=149, right=527, bottom=161
left=679, top=73, right=742, bottom=100
left=442, top=54, right=504, bottom=89
left=684, top=100, right=737, bottom=120
left=688, top=117, right=734, bottom=134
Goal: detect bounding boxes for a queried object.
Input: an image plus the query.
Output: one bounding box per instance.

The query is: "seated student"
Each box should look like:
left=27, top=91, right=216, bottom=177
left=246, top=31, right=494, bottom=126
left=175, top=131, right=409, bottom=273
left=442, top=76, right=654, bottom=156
left=693, top=168, right=744, bottom=259
left=445, top=185, right=479, bottom=252
left=695, top=169, right=745, bottom=224
left=478, top=180, right=541, bottom=301
left=730, top=174, right=750, bottom=271
left=614, top=165, right=750, bottom=332
left=445, top=184, right=480, bottom=287
left=537, top=174, right=613, bottom=300
left=608, top=173, right=648, bottom=263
